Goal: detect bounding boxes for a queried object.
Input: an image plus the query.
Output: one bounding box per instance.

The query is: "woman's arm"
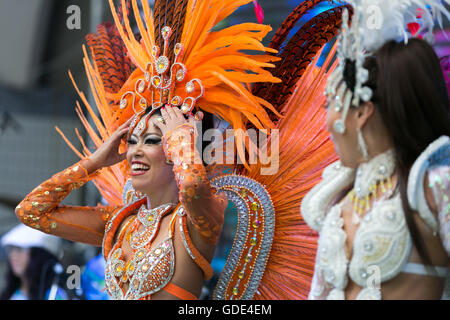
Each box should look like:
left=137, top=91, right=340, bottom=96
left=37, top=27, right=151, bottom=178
left=15, top=159, right=118, bottom=246
left=156, top=107, right=227, bottom=245
left=163, top=123, right=227, bottom=245
left=15, top=118, right=132, bottom=246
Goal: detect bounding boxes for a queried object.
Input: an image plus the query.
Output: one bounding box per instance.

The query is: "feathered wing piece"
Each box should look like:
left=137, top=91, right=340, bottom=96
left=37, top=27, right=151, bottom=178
left=211, top=46, right=339, bottom=301
left=85, top=3, right=135, bottom=98
left=249, top=45, right=339, bottom=300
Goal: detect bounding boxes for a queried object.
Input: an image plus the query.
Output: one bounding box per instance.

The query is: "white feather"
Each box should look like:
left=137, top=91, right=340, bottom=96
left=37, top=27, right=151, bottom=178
left=345, top=0, right=450, bottom=52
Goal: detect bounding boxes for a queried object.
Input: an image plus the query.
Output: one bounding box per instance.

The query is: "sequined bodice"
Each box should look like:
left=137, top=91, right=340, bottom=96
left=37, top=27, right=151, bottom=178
left=104, top=203, right=179, bottom=300
left=106, top=238, right=175, bottom=300
left=310, top=192, right=412, bottom=299
left=302, top=139, right=450, bottom=300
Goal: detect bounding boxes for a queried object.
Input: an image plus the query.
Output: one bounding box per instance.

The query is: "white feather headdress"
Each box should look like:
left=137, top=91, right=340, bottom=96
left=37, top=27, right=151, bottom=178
left=351, top=0, right=450, bottom=52
left=326, top=0, right=450, bottom=134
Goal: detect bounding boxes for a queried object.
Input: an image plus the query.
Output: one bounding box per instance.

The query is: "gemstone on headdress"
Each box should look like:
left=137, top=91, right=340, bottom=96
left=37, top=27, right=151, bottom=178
left=171, top=96, right=181, bottom=106
left=174, top=43, right=183, bottom=56
left=181, top=103, right=190, bottom=114
left=120, top=99, right=127, bottom=109
left=333, top=119, right=345, bottom=134
left=152, top=76, right=161, bottom=87
left=152, top=46, right=159, bottom=57
left=138, top=81, right=146, bottom=93
left=186, top=82, right=195, bottom=93
left=139, top=98, right=147, bottom=108
left=194, top=111, right=204, bottom=121
left=162, top=26, right=172, bottom=40
left=359, top=86, right=373, bottom=102
left=156, top=56, right=169, bottom=74
left=359, top=68, right=369, bottom=83
left=334, top=99, right=343, bottom=112
left=176, top=69, right=185, bottom=82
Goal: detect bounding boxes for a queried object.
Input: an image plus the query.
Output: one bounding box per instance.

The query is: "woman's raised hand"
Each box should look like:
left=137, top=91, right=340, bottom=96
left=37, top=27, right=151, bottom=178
left=152, top=106, right=194, bottom=137
left=83, top=117, right=133, bottom=173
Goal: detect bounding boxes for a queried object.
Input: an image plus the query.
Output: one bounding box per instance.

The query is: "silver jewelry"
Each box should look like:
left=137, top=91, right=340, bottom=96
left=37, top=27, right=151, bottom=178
left=357, top=127, right=369, bottom=161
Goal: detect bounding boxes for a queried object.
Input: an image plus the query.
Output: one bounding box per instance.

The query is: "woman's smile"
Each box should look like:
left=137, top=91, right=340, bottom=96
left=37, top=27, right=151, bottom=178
left=130, top=160, right=150, bottom=176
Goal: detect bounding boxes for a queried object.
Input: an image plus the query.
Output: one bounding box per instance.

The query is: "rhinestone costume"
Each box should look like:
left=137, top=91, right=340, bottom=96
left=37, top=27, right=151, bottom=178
left=17, top=125, right=226, bottom=300
left=17, top=0, right=355, bottom=300
left=302, top=138, right=450, bottom=300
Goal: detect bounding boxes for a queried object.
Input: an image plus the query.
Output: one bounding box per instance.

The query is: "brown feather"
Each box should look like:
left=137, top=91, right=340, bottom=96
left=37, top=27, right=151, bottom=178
left=269, top=0, right=327, bottom=51
left=154, top=0, right=177, bottom=50
left=85, top=21, right=136, bottom=100
left=253, top=5, right=352, bottom=117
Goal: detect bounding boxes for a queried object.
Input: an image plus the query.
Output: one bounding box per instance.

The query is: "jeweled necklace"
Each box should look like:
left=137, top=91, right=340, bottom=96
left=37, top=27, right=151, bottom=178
left=111, top=201, right=178, bottom=285
left=130, top=201, right=177, bottom=251
left=349, top=149, right=396, bottom=225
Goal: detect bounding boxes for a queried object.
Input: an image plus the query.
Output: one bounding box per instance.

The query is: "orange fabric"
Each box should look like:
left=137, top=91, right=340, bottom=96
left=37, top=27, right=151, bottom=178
left=16, top=161, right=118, bottom=246
left=162, top=282, right=198, bottom=300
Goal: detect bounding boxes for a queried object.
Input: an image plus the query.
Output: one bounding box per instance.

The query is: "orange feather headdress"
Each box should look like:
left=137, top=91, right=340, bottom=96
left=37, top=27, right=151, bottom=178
left=59, top=0, right=282, bottom=205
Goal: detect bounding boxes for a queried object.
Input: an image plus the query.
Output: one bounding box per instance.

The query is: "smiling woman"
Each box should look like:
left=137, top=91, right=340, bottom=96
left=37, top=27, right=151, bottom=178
left=14, top=0, right=349, bottom=300
left=13, top=0, right=280, bottom=300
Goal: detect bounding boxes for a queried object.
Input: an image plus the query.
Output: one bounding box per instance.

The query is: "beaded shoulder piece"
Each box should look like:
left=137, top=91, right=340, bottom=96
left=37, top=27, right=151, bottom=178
left=210, top=175, right=274, bottom=300
left=408, top=135, right=450, bottom=233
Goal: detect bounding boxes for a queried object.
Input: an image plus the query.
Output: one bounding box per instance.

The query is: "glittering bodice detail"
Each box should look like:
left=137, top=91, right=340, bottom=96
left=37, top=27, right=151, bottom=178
left=303, top=151, right=411, bottom=300
left=105, top=238, right=175, bottom=300
left=309, top=193, right=412, bottom=300
left=104, top=203, right=179, bottom=300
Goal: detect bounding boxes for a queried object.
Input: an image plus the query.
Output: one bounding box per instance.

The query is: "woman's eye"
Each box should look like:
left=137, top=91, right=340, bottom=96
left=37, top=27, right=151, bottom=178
left=145, top=138, right=162, bottom=145
left=127, top=139, right=137, bottom=145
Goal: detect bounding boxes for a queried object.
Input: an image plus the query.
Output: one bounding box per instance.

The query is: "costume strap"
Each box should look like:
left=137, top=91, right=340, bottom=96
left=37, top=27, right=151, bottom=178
left=168, top=203, right=182, bottom=238
left=162, top=282, right=198, bottom=300
left=103, top=197, right=147, bottom=259
left=178, top=209, right=213, bottom=280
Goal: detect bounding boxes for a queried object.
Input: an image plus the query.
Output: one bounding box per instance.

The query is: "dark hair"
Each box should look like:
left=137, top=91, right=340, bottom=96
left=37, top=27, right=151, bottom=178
left=343, top=38, right=450, bottom=266
left=0, top=247, right=60, bottom=300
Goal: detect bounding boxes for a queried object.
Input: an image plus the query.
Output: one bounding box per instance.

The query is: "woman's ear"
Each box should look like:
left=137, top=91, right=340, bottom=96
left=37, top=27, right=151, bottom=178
left=356, top=101, right=375, bottom=129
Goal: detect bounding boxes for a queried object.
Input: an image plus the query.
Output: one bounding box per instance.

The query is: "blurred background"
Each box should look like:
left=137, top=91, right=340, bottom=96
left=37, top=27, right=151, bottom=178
left=0, top=0, right=449, bottom=300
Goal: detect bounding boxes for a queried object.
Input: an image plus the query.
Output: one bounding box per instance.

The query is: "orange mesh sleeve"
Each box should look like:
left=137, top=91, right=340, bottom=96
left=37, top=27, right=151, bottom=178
left=15, top=161, right=119, bottom=246
left=163, top=123, right=226, bottom=244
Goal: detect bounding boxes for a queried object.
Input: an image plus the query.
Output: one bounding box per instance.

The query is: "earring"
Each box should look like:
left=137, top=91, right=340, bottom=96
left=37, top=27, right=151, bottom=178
left=357, top=128, right=369, bottom=161
left=333, top=119, right=346, bottom=134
